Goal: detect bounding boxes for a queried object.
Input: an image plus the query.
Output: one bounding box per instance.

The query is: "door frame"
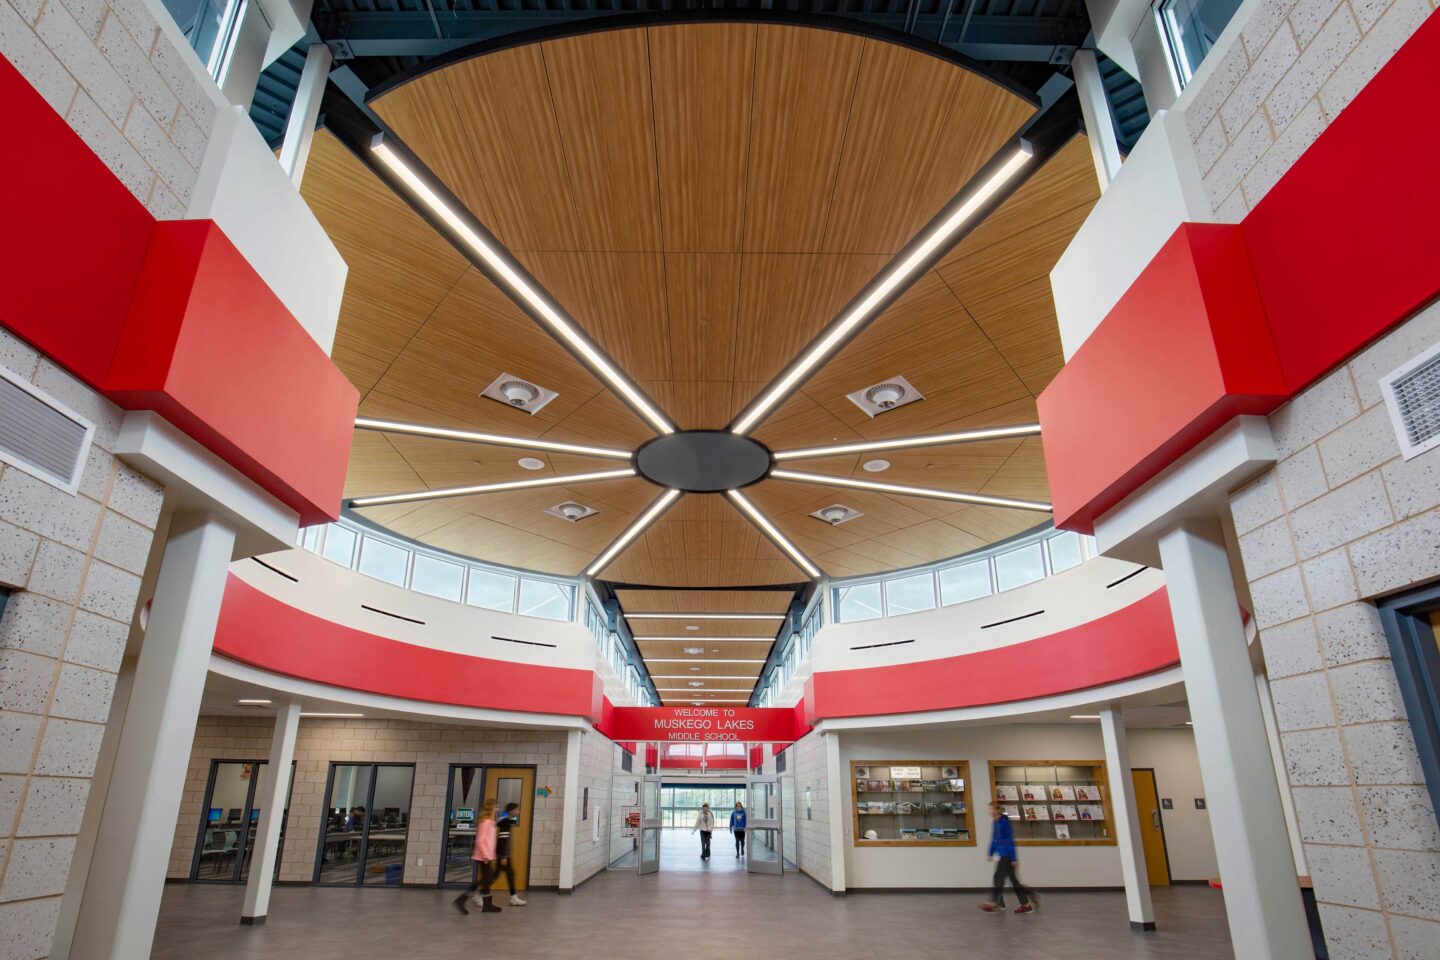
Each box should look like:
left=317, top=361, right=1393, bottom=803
left=312, top=762, right=417, bottom=886
left=436, top=763, right=540, bottom=888
left=638, top=775, right=662, bottom=875
left=1130, top=766, right=1173, bottom=885
left=745, top=773, right=783, bottom=876
left=188, top=759, right=294, bottom=883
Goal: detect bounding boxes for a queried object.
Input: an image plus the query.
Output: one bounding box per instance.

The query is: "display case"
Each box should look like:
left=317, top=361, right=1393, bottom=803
left=850, top=761, right=974, bottom=846
left=987, top=761, right=1115, bottom=846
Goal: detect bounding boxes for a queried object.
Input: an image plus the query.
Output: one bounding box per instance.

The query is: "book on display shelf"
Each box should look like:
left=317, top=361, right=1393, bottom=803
left=1021, top=804, right=1049, bottom=821
left=1052, top=805, right=1078, bottom=822
left=866, top=780, right=890, bottom=792
left=854, top=767, right=869, bottom=779
left=942, top=766, right=959, bottom=779
left=948, top=779, right=966, bottom=792
left=1079, top=804, right=1105, bottom=821
left=1050, top=786, right=1077, bottom=801
left=1001, top=805, right=1021, bottom=820
left=1054, top=824, right=1071, bottom=840
left=1021, top=785, right=1047, bottom=802
left=1074, top=785, right=1103, bottom=802
left=995, top=785, right=1020, bottom=802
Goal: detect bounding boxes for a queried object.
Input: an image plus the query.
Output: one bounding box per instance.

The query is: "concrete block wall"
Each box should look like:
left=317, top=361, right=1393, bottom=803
left=1228, top=300, right=1440, bottom=959
left=0, top=0, right=221, bottom=217
left=791, top=730, right=832, bottom=889
left=1186, top=0, right=1437, bottom=218
left=170, top=716, right=572, bottom=888
left=571, top=730, right=619, bottom=887
left=0, top=328, right=164, bottom=960
left=0, top=329, right=164, bottom=960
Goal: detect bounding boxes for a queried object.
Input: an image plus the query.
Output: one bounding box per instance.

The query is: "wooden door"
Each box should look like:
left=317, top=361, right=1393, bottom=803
left=1131, top=769, right=1171, bottom=885
left=483, top=768, right=535, bottom=891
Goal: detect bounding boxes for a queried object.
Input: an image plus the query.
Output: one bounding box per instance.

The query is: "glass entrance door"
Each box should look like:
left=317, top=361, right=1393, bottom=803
left=441, top=765, right=486, bottom=885
left=639, top=776, right=661, bottom=875
left=315, top=763, right=415, bottom=885
left=746, top=775, right=783, bottom=876
left=190, top=760, right=292, bottom=883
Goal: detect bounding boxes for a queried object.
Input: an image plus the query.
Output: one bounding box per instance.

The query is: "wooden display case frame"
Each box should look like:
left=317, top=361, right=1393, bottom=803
left=850, top=760, right=976, bottom=848
left=987, top=759, right=1116, bottom=847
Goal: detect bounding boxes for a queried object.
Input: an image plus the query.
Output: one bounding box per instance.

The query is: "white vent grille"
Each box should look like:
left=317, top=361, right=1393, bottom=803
left=1382, top=343, right=1440, bottom=461
left=846, top=375, right=924, bottom=417
left=480, top=372, right=558, bottom=415
left=0, top=369, right=95, bottom=494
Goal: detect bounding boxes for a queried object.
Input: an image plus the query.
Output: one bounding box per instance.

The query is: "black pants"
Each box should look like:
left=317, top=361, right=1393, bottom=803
left=496, top=858, right=516, bottom=894
left=460, top=861, right=495, bottom=900
left=699, top=830, right=712, bottom=859
left=991, top=857, right=1030, bottom=906
left=734, top=830, right=746, bottom=855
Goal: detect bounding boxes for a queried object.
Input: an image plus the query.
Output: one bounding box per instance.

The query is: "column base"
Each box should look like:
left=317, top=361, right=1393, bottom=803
left=1130, top=920, right=1157, bottom=932
left=239, top=916, right=266, bottom=926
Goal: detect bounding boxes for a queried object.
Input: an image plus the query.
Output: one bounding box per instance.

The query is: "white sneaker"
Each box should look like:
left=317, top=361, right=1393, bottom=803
left=509, top=895, right=527, bottom=906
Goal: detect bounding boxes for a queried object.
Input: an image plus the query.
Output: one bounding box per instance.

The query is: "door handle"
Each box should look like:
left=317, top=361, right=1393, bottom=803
left=1151, top=810, right=1161, bottom=830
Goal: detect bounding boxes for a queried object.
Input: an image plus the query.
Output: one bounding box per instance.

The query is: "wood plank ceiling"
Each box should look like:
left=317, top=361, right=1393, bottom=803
left=302, top=22, right=1099, bottom=603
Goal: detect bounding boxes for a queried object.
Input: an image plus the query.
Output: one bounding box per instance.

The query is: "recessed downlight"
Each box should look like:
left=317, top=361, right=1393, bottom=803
left=862, top=459, right=890, bottom=472
left=685, top=625, right=700, bottom=631
left=518, top=457, right=546, bottom=470
left=683, top=647, right=705, bottom=655
left=238, top=699, right=272, bottom=706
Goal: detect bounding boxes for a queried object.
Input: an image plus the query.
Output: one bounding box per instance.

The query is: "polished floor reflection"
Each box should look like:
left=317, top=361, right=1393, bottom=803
left=154, top=872, right=1233, bottom=959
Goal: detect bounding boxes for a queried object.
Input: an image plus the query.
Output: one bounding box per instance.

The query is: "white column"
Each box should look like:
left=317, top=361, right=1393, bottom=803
left=1256, top=672, right=1309, bottom=877
left=69, top=514, right=237, bottom=960
left=240, top=700, right=301, bottom=923
left=279, top=43, right=333, bottom=189
left=823, top=732, right=846, bottom=893
left=1158, top=519, right=1313, bottom=959
left=558, top=729, right=583, bottom=891
left=1100, top=704, right=1155, bottom=930
left=1071, top=49, right=1124, bottom=191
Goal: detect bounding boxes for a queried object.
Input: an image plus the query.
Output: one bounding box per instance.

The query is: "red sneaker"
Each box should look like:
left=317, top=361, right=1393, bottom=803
left=1014, top=904, right=1034, bottom=914
left=978, top=902, right=1000, bottom=912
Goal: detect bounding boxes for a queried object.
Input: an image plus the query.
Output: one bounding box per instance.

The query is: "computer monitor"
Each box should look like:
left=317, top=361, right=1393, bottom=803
left=250, top=808, right=261, bottom=822
left=384, top=807, right=399, bottom=817
left=227, top=808, right=241, bottom=821
left=207, top=808, right=222, bottom=824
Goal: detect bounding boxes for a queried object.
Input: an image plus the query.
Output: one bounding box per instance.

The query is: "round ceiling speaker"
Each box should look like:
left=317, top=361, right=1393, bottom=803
left=864, top=382, right=906, bottom=409
left=862, top=459, right=890, bottom=472
left=499, top=380, right=541, bottom=406
left=517, top=457, right=545, bottom=470
left=820, top=506, right=849, bottom=525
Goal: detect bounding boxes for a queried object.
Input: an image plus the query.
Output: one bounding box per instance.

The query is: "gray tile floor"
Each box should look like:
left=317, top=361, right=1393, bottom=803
left=153, top=867, right=1234, bottom=960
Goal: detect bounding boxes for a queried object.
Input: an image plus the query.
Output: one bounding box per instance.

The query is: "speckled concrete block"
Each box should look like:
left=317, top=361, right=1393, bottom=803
left=0, top=896, right=62, bottom=960
left=1308, top=842, right=1381, bottom=908
left=1348, top=509, right=1440, bottom=596
left=0, top=518, right=39, bottom=589
left=62, top=610, right=127, bottom=674
left=48, top=662, right=117, bottom=724
left=1343, top=722, right=1427, bottom=785
left=106, top=464, right=163, bottom=529
left=1277, top=445, right=1330, bottom=509
left=1358, top=786, right=1440, bottom=851
left=1348, top=301, right=1440, bottom=410
left=0, top=835, right=76, bottom=900
left=1272, top=672, right=1338, bottom=730
left=1329, top=661, right=1409, bottom=724
left=77, top=559, right=142, bottom=623
left=0, top=649, right=56, bottom=714
left=1282, top=728, right=1350, bottom=785
left=1260, top=617, right=1326, bottom=678
left=1270, top=367, right=1362, bottom=458
left=0, top=469, right=102, bottom=554
left=93, top=509, right=154, bottom=575
left=1382, top=450, right=1440, bottom=520
left=32, top=718, right=104, bottom=778
left=0, top=593, right=69, bottom=659
left=1316, top=902, right=1392, bottom=960
left=1239, top=517, right=1298, bottom=579
left=1251, top=566, right=1312, bottom=629
left=1373, top=849, right=1440, bottom=921
left=1294, top=786, right=1366, bottom=844
left=25, top=540, right=86, bottom=605
left=1300, top=548, right=1360, bottom=611
left=1290, top=472, right=1395, bottom=559
left=1230, top=470, right=1284, bottom=535
left=17, top=776, right=91, bottom=837
left=1315, top=603, right=1390, bottom=666
left=1388, top=913, right=1440, bottom=960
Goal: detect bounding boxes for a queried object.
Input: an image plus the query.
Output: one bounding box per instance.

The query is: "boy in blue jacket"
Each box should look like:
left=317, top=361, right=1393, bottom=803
left=730, top=802, right=747, bottom=858
left=981, top=802, right=1035, bottom=913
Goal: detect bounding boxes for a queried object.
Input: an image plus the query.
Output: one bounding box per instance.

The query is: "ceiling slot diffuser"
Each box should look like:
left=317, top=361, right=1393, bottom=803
left=0, top=368, right=94, bottom=495
left=847, top=375, right=924, bottom=417
left=480, top=373, right=558, bottom=415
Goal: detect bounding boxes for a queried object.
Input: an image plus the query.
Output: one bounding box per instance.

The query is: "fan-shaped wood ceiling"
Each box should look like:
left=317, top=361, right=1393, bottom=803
left=302, top=22, right=1099, bottom=592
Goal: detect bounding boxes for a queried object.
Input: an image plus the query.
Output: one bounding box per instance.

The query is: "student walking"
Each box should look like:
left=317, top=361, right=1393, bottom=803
left=730, top=801, right=747, bottom=858
left=453, top=801, right=502, bottom=916
left=981, top=802, right=1036, bottom=914
left=692, top=803, right=716, bottom=860
left=496, top=802, right=526, bottom=906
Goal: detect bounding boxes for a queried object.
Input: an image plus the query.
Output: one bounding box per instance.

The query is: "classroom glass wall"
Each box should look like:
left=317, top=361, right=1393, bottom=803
left=314, top=763, right=415, bottom=885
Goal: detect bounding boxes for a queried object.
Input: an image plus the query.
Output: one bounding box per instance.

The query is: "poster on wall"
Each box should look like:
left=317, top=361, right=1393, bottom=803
left=622, top=806, right=641, bottom=837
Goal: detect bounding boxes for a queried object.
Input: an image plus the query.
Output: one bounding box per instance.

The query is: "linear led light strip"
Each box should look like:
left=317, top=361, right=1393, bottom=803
left=730, top=145, right=1034, bottom=437
left=773, top=424, right=1042, bottom=461
left=726, top=489, right=822, bottom=579
left=769, top=468, right=1052, bottom=513
left=624, top=613, right=785, bottom=621
left=354, top=417, right=632, bottom=460
left=371, top=142, right=675, bottom=437
left=645, top=659, right=767, bottom=664
left=350, top=468, right=636, bottom=508
left=585, top=488, right=682, bottom=577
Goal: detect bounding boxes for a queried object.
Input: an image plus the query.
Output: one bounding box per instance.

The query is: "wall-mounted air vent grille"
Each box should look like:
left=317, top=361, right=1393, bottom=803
left=0, top=369, right=95, bottom=495
left=1381, top=342, right=1440, bottom=460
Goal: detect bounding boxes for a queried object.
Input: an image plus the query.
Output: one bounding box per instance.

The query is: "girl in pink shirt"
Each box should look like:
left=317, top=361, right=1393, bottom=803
left=453, top=801, right=501, bottom=915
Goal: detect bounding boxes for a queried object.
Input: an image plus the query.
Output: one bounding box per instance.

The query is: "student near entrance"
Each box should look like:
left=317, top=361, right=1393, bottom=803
left=730, top=801, right=747, bottom=858
left=692, top=803, right=716, bottom=860
left=981, top=801, right=1036, bottom=914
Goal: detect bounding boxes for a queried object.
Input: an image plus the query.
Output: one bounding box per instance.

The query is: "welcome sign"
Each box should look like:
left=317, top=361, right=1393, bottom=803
left=604, top=706, right=802, bottom=743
